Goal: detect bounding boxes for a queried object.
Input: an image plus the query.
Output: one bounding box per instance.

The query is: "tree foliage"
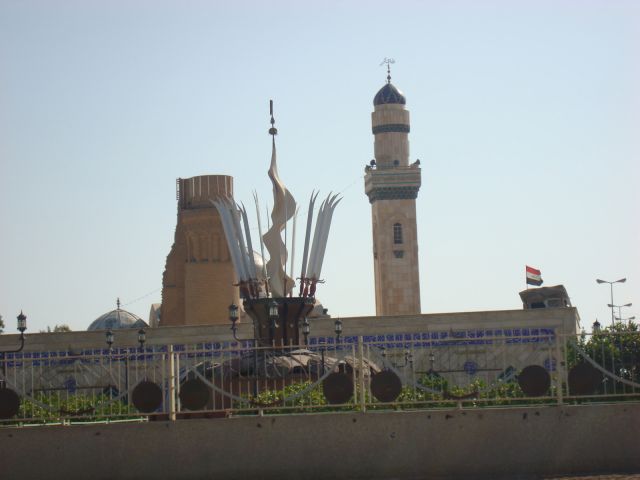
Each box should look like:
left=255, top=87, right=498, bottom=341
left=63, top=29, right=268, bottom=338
left=39, top=324, right=72, bottom=333
left=580, top=322, right=640, bottom=393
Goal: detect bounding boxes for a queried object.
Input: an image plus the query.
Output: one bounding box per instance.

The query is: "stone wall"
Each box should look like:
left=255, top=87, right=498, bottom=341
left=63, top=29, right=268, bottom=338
left=1, top=402, right=638, bottom=479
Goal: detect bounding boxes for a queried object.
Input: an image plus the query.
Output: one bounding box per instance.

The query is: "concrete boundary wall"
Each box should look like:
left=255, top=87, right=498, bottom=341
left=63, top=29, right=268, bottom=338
left=2, top=403, right=639, bottom=480
left=0, top=307, right=579, bottom=352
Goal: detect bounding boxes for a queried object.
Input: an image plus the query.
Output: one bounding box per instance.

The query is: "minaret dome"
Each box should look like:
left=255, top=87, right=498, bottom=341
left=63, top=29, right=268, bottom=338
left=373, top=83, right=406, bottom=106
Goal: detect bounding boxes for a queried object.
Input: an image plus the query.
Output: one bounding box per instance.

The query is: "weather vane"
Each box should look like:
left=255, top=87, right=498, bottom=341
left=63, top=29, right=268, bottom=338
left=269, top=99, right=278, bottom=137
left=380, top=57, right=395, bottom=83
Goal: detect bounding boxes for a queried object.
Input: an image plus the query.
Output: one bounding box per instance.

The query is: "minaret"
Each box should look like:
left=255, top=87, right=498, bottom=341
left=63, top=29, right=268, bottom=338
left=161, top=174, right=240, bottom=326
left=364, top=64, right=422, bottom=316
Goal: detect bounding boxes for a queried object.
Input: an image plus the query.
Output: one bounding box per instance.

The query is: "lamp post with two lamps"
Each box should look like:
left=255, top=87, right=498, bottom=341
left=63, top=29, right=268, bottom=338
left=296, top=316, right=342, bottom=347
left=596, top=278, right=626, bottom=327
left=608, top=303, right=632, bottom=324
left=379, top=345, right=413, bottom=368
left=104, top=328, right=147, bottom=351
left=615, top=315, right=636, bottom=324
left=304, top=317, right=344, bottom=370
left=104, top=328, right=147, bottom=401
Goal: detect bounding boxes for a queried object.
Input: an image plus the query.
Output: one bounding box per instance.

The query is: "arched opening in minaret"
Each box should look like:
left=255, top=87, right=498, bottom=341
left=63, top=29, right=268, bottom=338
left=393, top=223, right=403, bottom=244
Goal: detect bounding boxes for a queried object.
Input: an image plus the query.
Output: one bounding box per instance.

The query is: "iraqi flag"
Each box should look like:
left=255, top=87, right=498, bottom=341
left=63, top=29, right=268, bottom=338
left=526, top=266, right=543, bottom=286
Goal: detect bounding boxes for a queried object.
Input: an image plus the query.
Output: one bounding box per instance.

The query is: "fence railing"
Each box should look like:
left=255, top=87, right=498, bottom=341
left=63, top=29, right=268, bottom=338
left=1, top=330, right=638, bottom=425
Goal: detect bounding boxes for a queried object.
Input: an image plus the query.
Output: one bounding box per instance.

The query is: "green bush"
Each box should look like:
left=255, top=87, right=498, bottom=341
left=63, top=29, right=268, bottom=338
left=13, top=392, right=138, bottom=424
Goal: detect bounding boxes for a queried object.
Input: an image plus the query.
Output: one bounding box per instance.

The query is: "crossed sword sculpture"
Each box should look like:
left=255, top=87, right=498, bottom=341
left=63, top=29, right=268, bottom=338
left=211, top=192, right=340, bottom=300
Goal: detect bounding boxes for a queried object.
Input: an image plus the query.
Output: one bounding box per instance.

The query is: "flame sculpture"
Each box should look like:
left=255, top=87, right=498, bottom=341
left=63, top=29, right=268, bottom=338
left=211, top=101, right=340, bottom=303
left=262, top=135, right=296, bottom=297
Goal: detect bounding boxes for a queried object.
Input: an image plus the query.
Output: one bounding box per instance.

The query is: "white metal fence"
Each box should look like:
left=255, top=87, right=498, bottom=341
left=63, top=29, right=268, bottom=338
left=1, top=330, right=638, bottom=425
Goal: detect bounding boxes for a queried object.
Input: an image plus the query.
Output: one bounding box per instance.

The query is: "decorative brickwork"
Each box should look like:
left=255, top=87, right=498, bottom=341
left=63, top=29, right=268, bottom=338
left=161, top=175, right=240, bottom=326
left=372, top=123, right=410, bottom=134
left=366, top=186, right=420, bottom=203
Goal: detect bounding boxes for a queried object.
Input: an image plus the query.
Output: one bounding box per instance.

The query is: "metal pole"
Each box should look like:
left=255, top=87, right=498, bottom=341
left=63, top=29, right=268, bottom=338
left=610, top=283, right=615, bottom=327
left=254, top=343, right=259, bottom=398
left=358, top=336, right=366, bottom=413
left=554, top=333, right=564, bottom=405
left=168, top=345, right=176, bottom=421
left=1, top=352, right=5, bottom=388
left=125, top=354, right=129, bottom=404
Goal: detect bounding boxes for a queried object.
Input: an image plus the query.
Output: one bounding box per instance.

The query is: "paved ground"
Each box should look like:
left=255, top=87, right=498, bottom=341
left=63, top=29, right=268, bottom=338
left=546, top=476, right=640, bottom=479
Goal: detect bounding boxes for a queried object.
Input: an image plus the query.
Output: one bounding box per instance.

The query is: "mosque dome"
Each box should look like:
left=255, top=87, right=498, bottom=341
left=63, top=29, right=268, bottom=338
left=373, top=82, right=406, bottom=106
left=87, top=301, right=148, bottom=331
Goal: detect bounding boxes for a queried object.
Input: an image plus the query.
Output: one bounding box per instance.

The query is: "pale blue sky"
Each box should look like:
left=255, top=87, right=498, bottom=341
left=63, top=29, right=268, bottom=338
left=1, top=0, right=638, bottom=333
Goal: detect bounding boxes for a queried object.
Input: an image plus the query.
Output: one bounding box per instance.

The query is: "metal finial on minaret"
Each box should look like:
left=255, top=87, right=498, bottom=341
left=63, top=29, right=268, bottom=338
left=116, top=297, right=121, bottom=310
left=269, top=99, right=278, bottom=137
left=380, top=57, right=395, bottom=84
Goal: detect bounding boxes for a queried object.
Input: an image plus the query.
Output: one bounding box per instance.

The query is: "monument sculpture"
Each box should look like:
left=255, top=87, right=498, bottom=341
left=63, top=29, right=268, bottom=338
left=212, top=101, right=340, bottom=347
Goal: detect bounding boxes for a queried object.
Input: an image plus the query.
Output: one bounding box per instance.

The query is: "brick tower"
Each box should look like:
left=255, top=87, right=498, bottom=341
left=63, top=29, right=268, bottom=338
left=364, top=69, right=422, bottom=316
left=161, top=175, right=240, bottom=326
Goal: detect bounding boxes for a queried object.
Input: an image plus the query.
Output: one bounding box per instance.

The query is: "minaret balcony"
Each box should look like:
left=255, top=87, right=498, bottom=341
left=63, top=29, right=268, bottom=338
left=364, top=165, right=421, bottom=203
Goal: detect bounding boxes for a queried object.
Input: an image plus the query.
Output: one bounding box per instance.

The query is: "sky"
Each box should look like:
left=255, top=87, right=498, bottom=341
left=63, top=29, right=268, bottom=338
left=0, top=0, right=638, bottom=334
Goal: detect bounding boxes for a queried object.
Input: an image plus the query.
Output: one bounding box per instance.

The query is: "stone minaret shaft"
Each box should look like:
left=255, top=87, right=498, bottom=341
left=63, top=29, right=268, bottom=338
left=364, top=78, right=422, bottom=316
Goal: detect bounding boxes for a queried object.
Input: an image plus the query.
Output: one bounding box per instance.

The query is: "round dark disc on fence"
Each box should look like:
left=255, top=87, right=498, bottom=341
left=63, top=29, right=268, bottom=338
left=179, top=379, right=210, bottom=411
left=323, top=372, right=354, bottom=405
left=0, top=388, right=20, bottom=419
left=568, top=362, right=602, bottom=396
left=371, top=370, right=402, bottom=402
left=132, top=381, right=163, bottom=413
left=518, top=365, right=551, bottom=397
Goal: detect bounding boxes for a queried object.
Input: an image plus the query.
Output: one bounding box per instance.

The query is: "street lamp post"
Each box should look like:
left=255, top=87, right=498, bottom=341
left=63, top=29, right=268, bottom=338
left=104, top=330, right=130, bottom=402
left=268, top=300, right=279, bottom=346
left=608, top=303, right=632, bottom=324
left=228, top=303, right=240, bottom=341
left=1, top=312, right=29, bottom=387
left=137, top=328, right=146, bottom=349
left=334, top=318, right=343, bottom=344
left=105, top=330, right=114, bottom=352
left=302, top=317, right=310, bottom=346
left=378, top=345, right=412, bottom=368
left=0, top=311, right=28, bottom=354
left=428, top=351, right=436, bottom=371
left=596, top=278, right=626, bottom=327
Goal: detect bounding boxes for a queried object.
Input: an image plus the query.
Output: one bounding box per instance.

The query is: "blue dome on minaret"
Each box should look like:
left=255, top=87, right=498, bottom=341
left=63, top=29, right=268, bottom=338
left=373, top=82, right=406, bottom=106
